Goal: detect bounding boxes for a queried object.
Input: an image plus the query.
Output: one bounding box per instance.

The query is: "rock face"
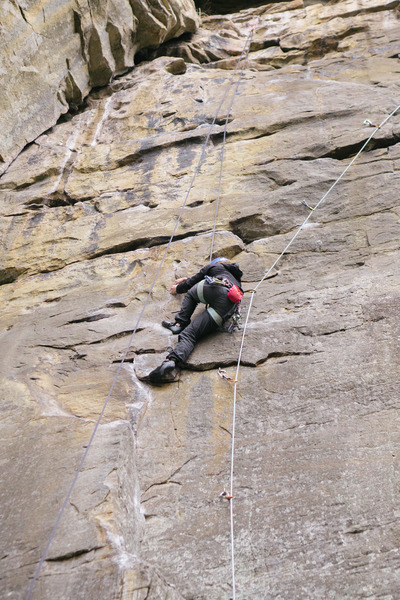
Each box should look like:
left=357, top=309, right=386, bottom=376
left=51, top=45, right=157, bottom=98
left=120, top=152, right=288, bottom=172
left=0, top=0, right=198, bottom=175
left=1, top=1, right=400, bottom=599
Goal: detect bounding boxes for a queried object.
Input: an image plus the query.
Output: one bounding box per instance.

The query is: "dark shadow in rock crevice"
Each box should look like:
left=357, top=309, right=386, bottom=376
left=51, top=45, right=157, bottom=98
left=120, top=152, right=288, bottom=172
left=0, top=267, right=27, bottom=286
left=134, top=32, right=194, bottom=66
left=195, top=0, right=269, bottom=14
left=46, top=546, right=105, bottom=562
left=229, top=213, right=281, bottom=244
left=185, top=350, right=315, bottom=372
left=87, top=231, right=202, bottom=260
left=322, top=133, right=400, bottom=161
left=66, top=313, right=111, bottom=325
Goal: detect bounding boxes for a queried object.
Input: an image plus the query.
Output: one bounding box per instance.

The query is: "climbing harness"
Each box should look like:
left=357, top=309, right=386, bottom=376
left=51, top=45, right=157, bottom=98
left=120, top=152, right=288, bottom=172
left=197, top=276, right=244, bottom=330
left=196, top=278, right=207, bottom=303
left=24, top=29, right=255, bottom=600
left=205, top=270, right=279, bottom=336
left=213, top=270, right=280, bottom=335
left=204, top=275, right=243, bottom=303
left=208, top=306, right=224, bottom=327
left=197, top=278, right=238, bottom=327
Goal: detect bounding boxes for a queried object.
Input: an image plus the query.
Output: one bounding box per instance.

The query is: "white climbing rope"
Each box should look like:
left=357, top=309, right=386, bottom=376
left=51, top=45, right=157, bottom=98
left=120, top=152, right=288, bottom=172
left=24, top=31, right=256, bottom=600
left=254, top=102, right=400, bottom=290
left=226, top=102, right=400, bottom=600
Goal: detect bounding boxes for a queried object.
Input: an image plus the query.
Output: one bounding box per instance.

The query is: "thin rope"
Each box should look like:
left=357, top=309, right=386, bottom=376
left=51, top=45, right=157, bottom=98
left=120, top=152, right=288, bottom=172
left=227, top=102, right=400, bottom=600
left=228, top=288, right=256, bottom=600
left=209, top=30, right=254, bottom=262
left=254, top=102, right=400, bottom=290
left=24, top=32, right=255, bottom=600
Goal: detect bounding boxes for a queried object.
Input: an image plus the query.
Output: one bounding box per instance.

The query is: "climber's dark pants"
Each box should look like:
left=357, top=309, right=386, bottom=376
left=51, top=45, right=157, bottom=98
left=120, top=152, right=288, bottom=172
left=167, top=281, right=233, bottom=365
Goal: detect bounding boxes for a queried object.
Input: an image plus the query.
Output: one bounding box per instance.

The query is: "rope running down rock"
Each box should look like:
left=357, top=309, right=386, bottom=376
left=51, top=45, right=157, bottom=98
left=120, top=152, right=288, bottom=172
left=226, top=102, right=400, bottom=600
left=24, top=30, right=255, bottom=600
left=209, top=31, right=254, bottom=261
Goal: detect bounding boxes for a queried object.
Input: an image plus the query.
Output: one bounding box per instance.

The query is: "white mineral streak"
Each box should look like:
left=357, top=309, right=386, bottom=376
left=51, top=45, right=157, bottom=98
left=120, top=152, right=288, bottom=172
left=91, top=96, right=114, bottom=147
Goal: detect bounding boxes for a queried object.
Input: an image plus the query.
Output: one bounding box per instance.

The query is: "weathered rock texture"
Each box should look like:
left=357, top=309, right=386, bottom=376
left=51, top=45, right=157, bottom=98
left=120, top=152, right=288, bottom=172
left=0, top=0, right=198, bottom=175
left=1, top=0, right=400, bottom=599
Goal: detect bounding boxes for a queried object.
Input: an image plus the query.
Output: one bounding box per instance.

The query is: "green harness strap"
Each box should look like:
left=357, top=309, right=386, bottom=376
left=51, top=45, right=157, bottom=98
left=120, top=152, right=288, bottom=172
left=197, top=279, right=206, bottom=303
left=196, top=280, right=223, bottom=327
left=207, top=307, right=223, bottom=326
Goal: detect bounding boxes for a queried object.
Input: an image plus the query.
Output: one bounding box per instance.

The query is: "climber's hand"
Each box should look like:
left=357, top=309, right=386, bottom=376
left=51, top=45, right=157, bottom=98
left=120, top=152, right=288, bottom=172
left=170, top=277, right=187, bottom=295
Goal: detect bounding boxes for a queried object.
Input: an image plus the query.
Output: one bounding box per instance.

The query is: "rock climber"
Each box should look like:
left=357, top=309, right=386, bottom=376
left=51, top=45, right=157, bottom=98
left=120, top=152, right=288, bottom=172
left=149, top=257, right=243, bottom=383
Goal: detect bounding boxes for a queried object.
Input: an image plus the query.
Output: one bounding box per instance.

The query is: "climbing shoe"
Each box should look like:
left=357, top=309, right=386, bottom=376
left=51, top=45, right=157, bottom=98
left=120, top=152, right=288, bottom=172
left=149, top=360, right=177, bottom=384
left=162, top=320, right=185, bottom=335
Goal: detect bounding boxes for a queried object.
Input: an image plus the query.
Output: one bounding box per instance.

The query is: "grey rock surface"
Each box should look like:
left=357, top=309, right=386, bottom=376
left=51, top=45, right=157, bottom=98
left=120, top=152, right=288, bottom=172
left=1, top=0, right=400, bottom=599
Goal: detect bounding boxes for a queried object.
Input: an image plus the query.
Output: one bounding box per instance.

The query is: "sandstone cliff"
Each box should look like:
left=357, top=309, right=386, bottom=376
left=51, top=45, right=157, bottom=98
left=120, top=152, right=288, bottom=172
left=0, top=0, right=198, bottom=174
left=1, top=0, right=400, bottom=599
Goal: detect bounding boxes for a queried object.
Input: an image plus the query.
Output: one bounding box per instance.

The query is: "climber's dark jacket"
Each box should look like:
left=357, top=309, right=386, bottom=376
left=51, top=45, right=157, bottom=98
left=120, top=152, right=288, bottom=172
left=176, top=261, right=243, bottom=294
left=167, top=261, right=243, bottom=365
